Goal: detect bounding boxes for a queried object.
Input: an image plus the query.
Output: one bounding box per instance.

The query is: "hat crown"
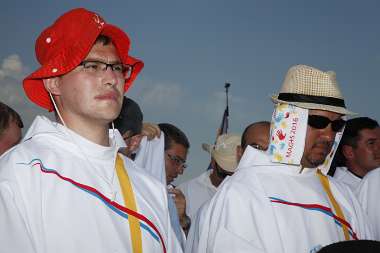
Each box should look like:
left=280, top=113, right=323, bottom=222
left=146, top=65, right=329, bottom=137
left=213, top=134, right=241, bottom=155
left=35, top=8, right=107, bottom=65
left=280, top=65, right=343, bottom=99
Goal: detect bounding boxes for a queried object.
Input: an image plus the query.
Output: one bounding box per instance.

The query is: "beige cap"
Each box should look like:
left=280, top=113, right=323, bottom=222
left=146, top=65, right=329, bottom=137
left=202, top=134, right=241, bottom=172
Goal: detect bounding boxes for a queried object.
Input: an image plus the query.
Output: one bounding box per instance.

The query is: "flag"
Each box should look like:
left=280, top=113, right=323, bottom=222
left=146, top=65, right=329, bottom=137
left=219, top=106, right=229, bottom=135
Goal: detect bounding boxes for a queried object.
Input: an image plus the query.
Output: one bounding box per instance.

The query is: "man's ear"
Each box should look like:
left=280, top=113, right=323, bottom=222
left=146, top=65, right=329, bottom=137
left=342, top=145, right=354, bottom=160
left=43, top=77, right=61, bottom=95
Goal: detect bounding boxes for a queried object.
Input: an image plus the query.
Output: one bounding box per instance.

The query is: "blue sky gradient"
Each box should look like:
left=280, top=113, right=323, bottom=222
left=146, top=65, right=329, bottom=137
left=1, top=0, right=379, bottom=183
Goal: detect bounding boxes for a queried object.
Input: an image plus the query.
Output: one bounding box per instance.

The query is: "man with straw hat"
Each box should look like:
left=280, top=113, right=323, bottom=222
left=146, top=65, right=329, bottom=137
left=0, top=8, right=181, bottom=253
left=191, top=65, right=373, bottom=253
left=178, top=133, right=241, bottom=221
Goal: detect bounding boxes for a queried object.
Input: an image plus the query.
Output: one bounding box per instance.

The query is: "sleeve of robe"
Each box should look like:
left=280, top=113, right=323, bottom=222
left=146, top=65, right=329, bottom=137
left=356, top=168, right=380, bottom=240
left=0, top=182, right=37, bottom=253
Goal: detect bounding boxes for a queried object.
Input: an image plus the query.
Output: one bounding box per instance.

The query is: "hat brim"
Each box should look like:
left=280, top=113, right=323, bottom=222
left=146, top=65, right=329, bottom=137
left=23, top=24, right=143, bottom=111
left=271, top=94, right=356, bottom=116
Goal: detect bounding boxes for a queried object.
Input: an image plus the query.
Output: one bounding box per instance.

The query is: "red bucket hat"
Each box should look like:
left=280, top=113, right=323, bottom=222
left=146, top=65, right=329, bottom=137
left=23, top=8, right=144, bottom=111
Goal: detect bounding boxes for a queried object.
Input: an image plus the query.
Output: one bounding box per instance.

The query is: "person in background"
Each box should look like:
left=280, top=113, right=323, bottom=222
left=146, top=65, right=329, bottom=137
left=330, top=117, right=380, bottom=191
left=159, top=123, right=191, bottom=241
left=237, top=121, right=270, bottom=160
left=178, top=133, right=241, bottom=220
left=0, top=101, right=23, bottom=156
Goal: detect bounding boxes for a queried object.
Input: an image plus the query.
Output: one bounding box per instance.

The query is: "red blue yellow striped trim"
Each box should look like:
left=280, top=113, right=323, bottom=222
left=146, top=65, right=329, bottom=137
left=19, top=159, right=167, bottom=253
left=269, top=197, right=358, bottom=240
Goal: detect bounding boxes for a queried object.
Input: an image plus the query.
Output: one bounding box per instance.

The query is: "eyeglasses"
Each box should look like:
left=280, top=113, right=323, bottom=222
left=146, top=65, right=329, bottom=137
left=166, top=153, right=187, bottom=169
left=308, top=115, right=346, bottom=132
left=79, top=60, right=133, bottom=79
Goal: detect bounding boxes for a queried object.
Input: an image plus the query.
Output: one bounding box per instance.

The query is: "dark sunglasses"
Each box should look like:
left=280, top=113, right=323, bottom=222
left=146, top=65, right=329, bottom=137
left=308, top=115, right=346, bottom=132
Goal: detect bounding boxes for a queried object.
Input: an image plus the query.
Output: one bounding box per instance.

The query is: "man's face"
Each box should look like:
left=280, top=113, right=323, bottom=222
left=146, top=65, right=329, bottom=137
left=301, top=110, right=342, bottom=168
left=48, top=42, right=125, bottom=126
left=0, top=119, right=22, bottom=156
left=348, top=127, right=380, bottom=172
left=164, top=142, right=188, bottom=184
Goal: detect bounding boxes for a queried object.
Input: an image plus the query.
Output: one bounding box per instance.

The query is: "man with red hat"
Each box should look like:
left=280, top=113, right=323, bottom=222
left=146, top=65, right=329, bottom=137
left=0, top=8, right=181, bottom=253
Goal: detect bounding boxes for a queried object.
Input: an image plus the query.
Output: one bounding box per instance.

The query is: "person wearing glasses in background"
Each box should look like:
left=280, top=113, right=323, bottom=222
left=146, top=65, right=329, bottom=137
left=191, top=65, right=373, bottom=253
left=0, top=8, right=182, bottom=253
left=158, top=123, right=191, bottom=248
left=178, top=134, right=241, bottom=221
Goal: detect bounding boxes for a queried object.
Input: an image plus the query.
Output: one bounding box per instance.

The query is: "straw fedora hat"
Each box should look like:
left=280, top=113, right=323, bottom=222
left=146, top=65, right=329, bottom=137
left=202, top=134, right=241, bottom=173
left=271, top=65, right=355, bottom=115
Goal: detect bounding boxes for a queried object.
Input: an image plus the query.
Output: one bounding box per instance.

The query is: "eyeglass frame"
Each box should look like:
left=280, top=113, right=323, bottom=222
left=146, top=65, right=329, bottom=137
left=166, top=152, right=187, bottom=169
left=79, top=60, right=133, bottom=79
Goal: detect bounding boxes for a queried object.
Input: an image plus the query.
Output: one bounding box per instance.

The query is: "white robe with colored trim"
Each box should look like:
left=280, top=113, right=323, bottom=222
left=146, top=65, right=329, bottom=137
left=356, top=167, right=380, bottom=240
left=0, top=116, right=182, bottom=253
left=193, top=146, right=373, bottom=253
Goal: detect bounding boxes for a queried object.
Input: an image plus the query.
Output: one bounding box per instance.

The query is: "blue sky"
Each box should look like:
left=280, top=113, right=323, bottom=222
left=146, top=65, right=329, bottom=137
left=1, top=0, right=379, bottom=183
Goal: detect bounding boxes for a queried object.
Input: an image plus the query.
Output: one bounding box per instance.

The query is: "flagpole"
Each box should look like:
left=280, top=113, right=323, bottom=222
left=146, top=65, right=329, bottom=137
left=225, top=82, right=230, bottom=122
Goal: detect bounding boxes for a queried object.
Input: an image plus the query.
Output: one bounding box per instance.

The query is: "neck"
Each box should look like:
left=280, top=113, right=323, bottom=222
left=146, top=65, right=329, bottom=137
left=346, top=162, right=366, bottom=178
left=57, top=113, right=111, bottom=146
left=209, top=169, right=224, bottom=187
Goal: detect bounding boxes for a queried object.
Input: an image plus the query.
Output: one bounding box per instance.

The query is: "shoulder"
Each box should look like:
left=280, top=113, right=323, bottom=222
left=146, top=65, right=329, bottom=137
left=178, top=170, right=209, bottom=190
left=122, top=156, right=167, bottom=193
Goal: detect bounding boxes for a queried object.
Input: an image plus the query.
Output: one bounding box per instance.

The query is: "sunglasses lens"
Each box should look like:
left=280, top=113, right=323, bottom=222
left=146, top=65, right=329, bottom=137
left=308, top=115, right=330, bottom=129
left=308, top=115, right=346, bottom=132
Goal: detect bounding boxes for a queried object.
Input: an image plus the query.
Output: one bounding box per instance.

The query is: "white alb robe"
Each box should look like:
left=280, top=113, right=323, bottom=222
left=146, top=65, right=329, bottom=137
left=193, top=146, right=373, bottom=253
left=333, top=166, right=362, bottom=191
left=0, top=116, right=182, bottom=253
left=177, top=170, right=217, bottom=220
left=356, top=167, right=380, bottom=240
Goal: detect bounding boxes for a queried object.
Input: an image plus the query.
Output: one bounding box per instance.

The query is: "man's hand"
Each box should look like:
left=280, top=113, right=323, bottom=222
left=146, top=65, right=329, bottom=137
left=141, top=122, right=161, bottom=140
left=168, top=188, right=191, bottom=233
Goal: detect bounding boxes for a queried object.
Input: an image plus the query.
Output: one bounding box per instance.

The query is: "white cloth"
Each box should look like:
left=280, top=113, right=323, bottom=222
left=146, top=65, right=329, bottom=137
left=177, top=170, right=217, bottom=220
left=356, top=167, right=380, bottom=240
left=134, top=133, right=166, bottom=185
left=133, top=133, right=186, bottom=249
left=193, top=146, right=373, bottom=253
left=0, top=116, right=182, bottom=253
left=334, top=166, right=362, bottom=192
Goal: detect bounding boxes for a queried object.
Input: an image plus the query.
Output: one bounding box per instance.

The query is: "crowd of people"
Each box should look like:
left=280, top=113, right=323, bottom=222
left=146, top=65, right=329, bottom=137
left=1, top=7, right=380, bottom=253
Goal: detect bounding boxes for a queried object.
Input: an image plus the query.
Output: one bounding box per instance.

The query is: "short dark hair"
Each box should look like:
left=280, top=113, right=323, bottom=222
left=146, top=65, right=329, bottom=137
left=113, top=97, right=143, bottom=136
left=158, top=123, right=190, bottom=151
left=332, top=117, right=379, bottom=168
left=0, top=102, right=23, bottom=136
left=95, top=34, right=112, bottom=45
left=241, top=121, right=270, bottom=149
